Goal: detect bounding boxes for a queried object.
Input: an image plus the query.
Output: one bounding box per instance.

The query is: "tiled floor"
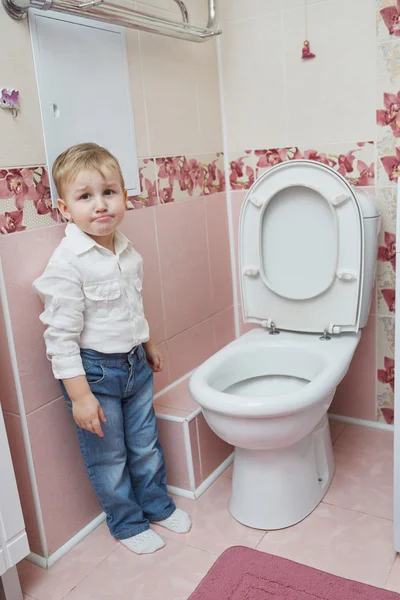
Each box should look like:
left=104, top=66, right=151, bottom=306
left=19, top=421, right=399, bottom=599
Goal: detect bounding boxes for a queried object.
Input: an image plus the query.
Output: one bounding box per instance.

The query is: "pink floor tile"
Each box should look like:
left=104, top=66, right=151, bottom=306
left=63, top=539, right=216, bottom=600
left=152, top=477, right=265, bottom=554
left=329, top=420, right=346, bottom=443
left=385, top=555, right=400, bottom=592
left=324, top=446, right=393, bottom=520
left=334, top=424, right=394, bottom=457
left=221, top=464, right=233, bottom=478
left=19, top=523, right=118, bottom=600
left=257, top=503, right=395, bottom=588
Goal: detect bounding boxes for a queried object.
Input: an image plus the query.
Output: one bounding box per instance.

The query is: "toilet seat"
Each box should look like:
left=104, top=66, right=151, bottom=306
left=190, top=328, right=360, bottom=418
left=240, top=160, right=364, bottom=334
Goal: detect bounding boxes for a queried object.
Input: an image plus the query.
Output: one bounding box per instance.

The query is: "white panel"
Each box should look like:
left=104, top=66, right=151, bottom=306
left=240, top=161, right=363, bottom=333
left=30, top=10, right=139, bottom=204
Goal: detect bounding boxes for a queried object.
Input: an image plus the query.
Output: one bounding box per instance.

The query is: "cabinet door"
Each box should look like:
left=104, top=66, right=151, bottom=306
left=30, top=10, right=140, bottom=204
left=0, top=407, right=29, bottom=576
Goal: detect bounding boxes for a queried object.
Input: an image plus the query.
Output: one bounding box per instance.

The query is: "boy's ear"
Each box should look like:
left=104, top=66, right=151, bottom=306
left=57, top=198, right=71, bottom=221
left=124, top=189, right=128, bottom=205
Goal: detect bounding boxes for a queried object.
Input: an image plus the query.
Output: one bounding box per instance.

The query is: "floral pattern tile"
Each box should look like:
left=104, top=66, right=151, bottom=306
left=377, top=0, right=400, bottom=42
left=377, top=316, right=395, bottom=424
left=126, top=158, right=158, bottom=210
left=0, top=166, right=59, bottom=235
left=377, top=41, right=400, bottom=84
left=155, top=153, right=225, bottom=204
left=375, top=187, right=396, bottom=315
left=228, top=142, right=375, bottom=191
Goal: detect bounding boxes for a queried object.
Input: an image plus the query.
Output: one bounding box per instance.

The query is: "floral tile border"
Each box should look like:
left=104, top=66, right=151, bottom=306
left=0, top=166, right=59, bottom=235
left=377, top=316, right=395, bottom=424
left=377, top=0, right=400, bottom=42
left=375, top=187, right=396, bottom=315
left=377, top=40, right=400, bottom=84
left=127, top=153, right=225, bottom=208
left=228, top=141, right=375, bottom=191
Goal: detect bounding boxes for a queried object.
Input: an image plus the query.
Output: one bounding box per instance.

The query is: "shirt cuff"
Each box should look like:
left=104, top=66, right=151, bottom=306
left=51, top=354, right=85, bottom=380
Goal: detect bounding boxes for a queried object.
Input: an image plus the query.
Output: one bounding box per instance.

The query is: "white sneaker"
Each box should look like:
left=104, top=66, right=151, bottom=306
left=156, top=508, right=192, bottom=534
left=120, top=530, right=165, bottom=555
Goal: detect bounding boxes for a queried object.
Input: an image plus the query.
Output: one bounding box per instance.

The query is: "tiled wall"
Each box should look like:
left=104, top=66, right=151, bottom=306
left=0, top=2, right=233, bottom=559
left=218, top=0, right=395, bottom=425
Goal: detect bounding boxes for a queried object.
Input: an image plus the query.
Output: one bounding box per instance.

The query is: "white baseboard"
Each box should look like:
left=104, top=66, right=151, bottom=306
left=25, top=454, right=234, bottom=569
left=329, top=413, right=394, bottom=431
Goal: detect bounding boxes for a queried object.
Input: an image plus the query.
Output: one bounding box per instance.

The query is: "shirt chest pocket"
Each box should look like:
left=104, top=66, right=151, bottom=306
left=83, top=280, right=121, bottom=319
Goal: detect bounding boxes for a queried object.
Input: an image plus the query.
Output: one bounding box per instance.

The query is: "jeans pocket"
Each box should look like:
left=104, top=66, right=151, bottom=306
left=82, top=360, right=106, bottom=386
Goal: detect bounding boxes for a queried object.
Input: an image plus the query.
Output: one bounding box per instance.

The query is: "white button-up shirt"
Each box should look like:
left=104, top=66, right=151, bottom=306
left=33, top=223, right=149, bottom=380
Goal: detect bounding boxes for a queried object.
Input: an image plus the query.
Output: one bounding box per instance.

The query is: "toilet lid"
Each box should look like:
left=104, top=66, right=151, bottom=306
left=239, top=160, right=364, bottom=334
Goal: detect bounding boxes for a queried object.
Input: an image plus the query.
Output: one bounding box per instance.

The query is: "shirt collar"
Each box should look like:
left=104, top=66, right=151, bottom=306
left=65, top=223, right=131, bottom=256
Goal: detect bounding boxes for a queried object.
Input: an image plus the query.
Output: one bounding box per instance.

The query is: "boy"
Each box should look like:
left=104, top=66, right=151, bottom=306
left=33, top=143, right=191, bottom=555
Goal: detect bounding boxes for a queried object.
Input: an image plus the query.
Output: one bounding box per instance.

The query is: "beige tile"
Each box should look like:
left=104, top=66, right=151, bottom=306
left=324, top=446, right=393, bottom=520
left=221, top=13, right=286, bottom=150
left=385, top=554, right=400, bottom=592
left=152, top=477, right=265, bottom=554
left=63, top=539, right=216, bottom=600
left=0, top=18, right=46, bottom=167
left=258, top=503, right=395, bottom=587
left=19, top=523, right=118, bottom=600
left=334, top=424, right=394, bottom=457
left=283, top=0, right=376, bottom=145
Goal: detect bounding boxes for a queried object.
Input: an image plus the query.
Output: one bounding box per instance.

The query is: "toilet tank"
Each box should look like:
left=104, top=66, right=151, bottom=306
left=354, top=189, right=381, bottom=328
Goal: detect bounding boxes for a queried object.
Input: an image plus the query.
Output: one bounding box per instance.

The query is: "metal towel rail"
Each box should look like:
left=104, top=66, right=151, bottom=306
left=2, top=0, right=221, bottom=42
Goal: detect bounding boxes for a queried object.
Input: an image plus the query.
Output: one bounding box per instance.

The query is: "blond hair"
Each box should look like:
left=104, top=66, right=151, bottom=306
left=52, top=143, right=125, bottom=198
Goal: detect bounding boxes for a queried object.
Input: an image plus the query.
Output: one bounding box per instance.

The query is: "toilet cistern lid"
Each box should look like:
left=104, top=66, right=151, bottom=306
left=239, top=160, right=364, bottom=334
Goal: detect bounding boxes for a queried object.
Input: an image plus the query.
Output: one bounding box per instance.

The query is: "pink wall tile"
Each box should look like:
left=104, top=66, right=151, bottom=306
left=153, top=342, right=171, bottom=395
left=0, top=302, right=18, bottom=414
left=154, top=377, right=198, bottom=413
left=189, top=418, right=202, bottom=488
left=212, top=307, right=235, bottom=351
left=155, top=200, right=213, bottom=338
left=0, top=226, right=65, bottom=413
left=167, top=318, right=217, bottom=382
left=3, top=411, right=43, bottom=555
left=196, top=413, right=233, bottom=480
left=205, top=193, right=233, bottom=314
left=119, top=208, right=166, bottom=345
left=330, top=315, right=377, bottom=421
left=157, top=418, right=191, bottom=490
left=27, top=399, right=101, bottom=554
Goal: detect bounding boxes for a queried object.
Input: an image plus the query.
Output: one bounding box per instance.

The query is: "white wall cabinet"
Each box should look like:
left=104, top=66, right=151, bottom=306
left=0, top=405, right=29, bottom=600
left=30, top=10, right=140, bottom=205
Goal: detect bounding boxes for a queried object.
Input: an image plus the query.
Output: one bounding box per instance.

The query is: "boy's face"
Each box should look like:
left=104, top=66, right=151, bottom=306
left=57, top=168, right=127, bottom=240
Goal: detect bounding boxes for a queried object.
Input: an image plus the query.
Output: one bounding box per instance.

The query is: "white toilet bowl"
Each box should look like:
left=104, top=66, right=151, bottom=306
left=189, top=160, right=380, bottom=530
left=189, top=328, right=360, bottom=529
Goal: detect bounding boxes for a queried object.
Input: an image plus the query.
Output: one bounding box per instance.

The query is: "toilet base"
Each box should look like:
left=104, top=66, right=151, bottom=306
left=229, top=414, right=334, bottom=530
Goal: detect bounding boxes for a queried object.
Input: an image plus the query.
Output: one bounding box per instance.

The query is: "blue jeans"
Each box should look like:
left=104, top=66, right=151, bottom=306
left=61, top=345, right=176, bottom=539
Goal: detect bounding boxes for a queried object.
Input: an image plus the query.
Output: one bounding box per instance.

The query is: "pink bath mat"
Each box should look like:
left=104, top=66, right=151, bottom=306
left=189, top=546, right=400, bottom=599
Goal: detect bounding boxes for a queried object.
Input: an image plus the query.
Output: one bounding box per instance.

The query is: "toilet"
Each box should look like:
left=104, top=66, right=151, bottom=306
left=189, top=160, right=380, bottom=530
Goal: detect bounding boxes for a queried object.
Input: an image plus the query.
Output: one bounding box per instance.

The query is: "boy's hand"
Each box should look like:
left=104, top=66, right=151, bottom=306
left=143, top=341, right=163, bottom=373
left=72, top=394, right=107, bottom=437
